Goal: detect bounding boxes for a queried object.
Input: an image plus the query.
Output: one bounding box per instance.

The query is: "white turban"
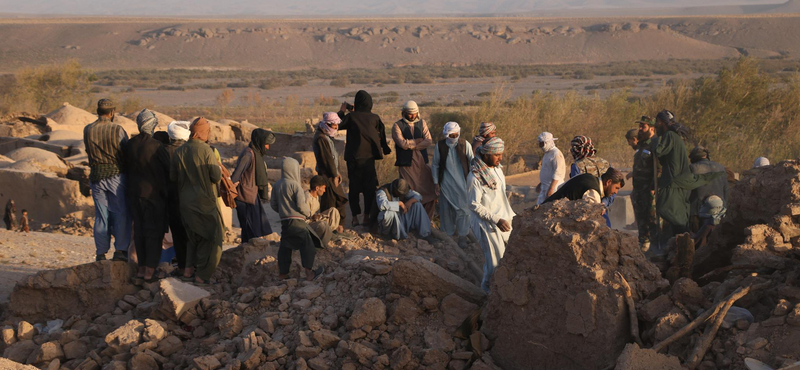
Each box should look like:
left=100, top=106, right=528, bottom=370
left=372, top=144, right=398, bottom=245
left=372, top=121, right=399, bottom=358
left=443, top=121, right=461, bottom=136
left=753, top=157, right=770, bottom=168
left=168, top=121, right=191, bottom=141
left=402, top=100, right=419, bottom=114
left=538, top=131, right=557, bottom=152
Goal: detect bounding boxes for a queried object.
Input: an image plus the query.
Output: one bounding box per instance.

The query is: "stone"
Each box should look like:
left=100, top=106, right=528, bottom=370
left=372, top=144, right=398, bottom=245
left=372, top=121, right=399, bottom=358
left=422, top=349, right=449, bottom=365
left=156, top=335, right=183, bottom=356
left=295, top=346, right=321, bottom=359
left=392, top=256, right=486, bottom=303
left=746, top=337, right=768, bottom=350
left=3, top=340, right=38, bottom=363
left=312, top=330, right=340, bottom=349
left=308, top=356, right=329, bottom=370
left=104, top=361, right=127, bottom=370
left=157, top=278, right=211, bottom=321
left=128, top=353, right=158, bottom=370
left=63, top=340, right=89, bottom=359
left=788, top=306, right=800, bottom=326
left=641, top=295, right=674, bottom=322
left=237, top=346, right=262, bottom=370
left=391, top=346, right=413, bottom=369
left=193, top=355, right=221, bottom=370
left=296, top=285, right=324, bottom=300
left=17, top=322, right=34, bottom=341
left=346, top=297, right=386, bottom=330
left=345, top=341, right=377, bottom=365
left=762, top=316, right=786, bottom=327
left=774, top=299, right=792, bottom=316
left=219, top=313, right=243, bottom=339
left=261, top=285, right=288, bottom=301
left=2, top=326, right=16, bottom=346
left=424, top=328, right=455, bottom=352
left=142, top=320, right=167, bottom=342
left=441, top=294, right=479, bottom=327
left=27, top=341, right=64, bottom=364
left=9, top=260, right=136, bottom=323
left=422, top=297, right=439, bottom=311
left=0, top=358, right=38, bottom=369
left=105, top=320, right=144, bottom=351
left=614, top=343, right=682, bottom=370
left=388, top=297, right=421, bottom=325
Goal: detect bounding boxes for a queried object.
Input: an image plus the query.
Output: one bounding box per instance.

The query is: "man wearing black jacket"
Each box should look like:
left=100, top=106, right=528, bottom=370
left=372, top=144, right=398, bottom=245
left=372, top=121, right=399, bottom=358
left=338, top=90, right=392, bottom=227
left=544, top=168, right=625, bottom=208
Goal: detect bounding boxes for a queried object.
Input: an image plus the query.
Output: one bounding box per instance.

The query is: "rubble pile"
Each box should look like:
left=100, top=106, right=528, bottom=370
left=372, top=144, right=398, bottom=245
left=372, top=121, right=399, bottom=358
left=40, top=213, right=94, bottom=237
left=481, top=200, right=668, bottom=370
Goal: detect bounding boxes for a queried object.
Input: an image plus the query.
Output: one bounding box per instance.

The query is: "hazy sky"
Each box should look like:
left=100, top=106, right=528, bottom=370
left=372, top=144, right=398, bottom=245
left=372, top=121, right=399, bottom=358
left=0, top=0, right=786, bottom=16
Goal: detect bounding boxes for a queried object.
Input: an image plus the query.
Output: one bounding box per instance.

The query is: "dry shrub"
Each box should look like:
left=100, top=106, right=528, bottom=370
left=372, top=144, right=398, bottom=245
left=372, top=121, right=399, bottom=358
left=1, top=60, right=92, bottom=114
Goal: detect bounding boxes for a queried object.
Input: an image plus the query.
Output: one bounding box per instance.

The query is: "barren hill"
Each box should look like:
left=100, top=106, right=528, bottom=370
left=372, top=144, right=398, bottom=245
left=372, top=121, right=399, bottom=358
left=0, top=15, right=798, bottom=71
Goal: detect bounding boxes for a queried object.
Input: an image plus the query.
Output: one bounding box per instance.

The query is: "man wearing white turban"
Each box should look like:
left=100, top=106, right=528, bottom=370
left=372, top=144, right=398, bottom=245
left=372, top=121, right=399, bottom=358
left=536, top=132, right=566, bottom=205
left=468, top=137, right=515, bottom=292
left=392, top=100, right=437, bottom=221
left=753, top=157, right=770, bottom=168
left=431, top=121, right=474, bottom=244
left=164, top=120, right=192, bottom=276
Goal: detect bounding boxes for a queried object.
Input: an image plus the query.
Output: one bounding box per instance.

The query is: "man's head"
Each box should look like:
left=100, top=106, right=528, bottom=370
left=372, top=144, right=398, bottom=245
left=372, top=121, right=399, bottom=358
left=190, top=117, right=210, bottom=143
left=168, top=121, right=191, bottom=142
left=479, top=122, right=497, bottom=139
left=537, top=131, right=557, bottom=152
left=636, top=116, right=656, bottom=140
left=321, top=112, right=341, bottom=131
left=402, top=100, right=419, bottom=121
left=390, top=178, right=411, bottom=198
left=309, top=175, right=327, bottom=197
left=625, top=129, right=639, bottom=150
left=97, top=99, right=115, bottom=118
left=443, top=121, right=461, bottom=143
left=136, top=109, right=159, bottom=136
left=601, top=168, right=625, bottom=197
left=655, top=110, right=675, bottom=136
left=689, top=146, right=710, bottom=164
left=480, top=137, right=504, bottom=167
left=21, top=209, right=27, bottom=216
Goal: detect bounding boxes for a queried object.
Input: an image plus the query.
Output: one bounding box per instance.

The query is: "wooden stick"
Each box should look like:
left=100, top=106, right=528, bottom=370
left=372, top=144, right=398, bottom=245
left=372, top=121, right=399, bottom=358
left=686, top=296, right=738, bottom=369
left=616, top=271, right=643, bottom=347
left=697, top=264, right=757, bottom=285
left=652, top=285, right=747, bottom=353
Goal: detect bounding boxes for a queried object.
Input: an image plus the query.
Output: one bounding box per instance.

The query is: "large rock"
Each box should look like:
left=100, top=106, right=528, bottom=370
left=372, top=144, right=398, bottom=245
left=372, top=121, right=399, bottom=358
left=346, top=298, right=387, bottom=330
left=0, top=168, right=93, bottom=226
left=614, top=343, right=682, bottom=370
left=481, top=200, right=667, bottom=370
left=390, top=256, right=486, bottom=304
left=229, top=120, right=259, bottom=142
left=0, top=357, right=38, bottom=369
left=105, top=320, right=144, bottom=352
left=157, top=278, right=211, bottom=321
left=9, top=261, right=137, bottom=322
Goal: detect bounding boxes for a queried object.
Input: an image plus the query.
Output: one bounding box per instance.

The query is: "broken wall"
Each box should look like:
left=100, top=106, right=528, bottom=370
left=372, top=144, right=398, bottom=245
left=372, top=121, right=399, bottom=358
left=0, top=169, right=93, bottom=227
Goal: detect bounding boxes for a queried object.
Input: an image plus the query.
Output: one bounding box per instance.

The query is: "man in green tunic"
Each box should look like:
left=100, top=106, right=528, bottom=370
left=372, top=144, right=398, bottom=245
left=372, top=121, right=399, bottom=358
left=652, top=111, right=724, bottom=243
left=170, top=117, right=224, bottom=285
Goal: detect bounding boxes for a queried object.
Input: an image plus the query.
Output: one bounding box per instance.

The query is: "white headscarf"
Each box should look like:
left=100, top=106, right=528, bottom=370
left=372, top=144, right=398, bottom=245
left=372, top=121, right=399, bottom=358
left=443, top=121, right=461, bottom=146
left=753, top=157, right=770, bottom=168
left=538, top=131, right=557, bottom=152
left=168, top=121, right=191, bottom=141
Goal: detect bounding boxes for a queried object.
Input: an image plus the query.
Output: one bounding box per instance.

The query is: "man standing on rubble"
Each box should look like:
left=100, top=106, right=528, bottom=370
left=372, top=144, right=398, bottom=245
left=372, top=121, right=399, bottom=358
left=83, top=98, right=132, bottom=262
left=688, top=146, right=728, bottom=232
left=652, top=110, right=725, bottom=242
left=338, top=90, right=392, bottom=228
left=468, top=137, right=515, bottom=292
left=536, top=132, right=565, bottom=205
left=628, top=117, right=658, bottom=251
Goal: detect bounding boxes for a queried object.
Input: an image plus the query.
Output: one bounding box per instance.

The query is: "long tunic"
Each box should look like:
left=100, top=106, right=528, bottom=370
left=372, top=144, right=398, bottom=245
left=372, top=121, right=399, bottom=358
left=431, top=141, right=474, bottom=236
left=468, top=166, right=516, bottom=292
left=376, top=189, right=431, bottom=240
left=537, top=147, right=566, bottom=205
left=170, top=139, right=223, bottom=240
left=392, top=119, right=436, bottom=219
left=653, top=131, right=724, bottom=229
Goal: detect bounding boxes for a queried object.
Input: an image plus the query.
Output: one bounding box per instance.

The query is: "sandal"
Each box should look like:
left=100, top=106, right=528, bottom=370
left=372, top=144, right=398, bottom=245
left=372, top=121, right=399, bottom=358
left=193, top=278, right=211, bottom=287
left=311, top=267, right=324, bottom=281
left=179, top=275, right=195, bottom=282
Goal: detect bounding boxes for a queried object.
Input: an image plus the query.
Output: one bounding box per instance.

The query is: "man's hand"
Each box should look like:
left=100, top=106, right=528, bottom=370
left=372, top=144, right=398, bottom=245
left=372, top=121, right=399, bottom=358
left=339, top=102, right=349, bottom=113
left=334, top=175, right=343, bottom=186
left=497, top=219, right=511, bottom=232
left=536, top=183, right=542, bottom=193
left=310, top=214, right=322, bottom=222
left=435, top=184, right=440, bottom=196
left=398, top=202, right=407, bottom=214
left=626, top=172, right=633, bottom=180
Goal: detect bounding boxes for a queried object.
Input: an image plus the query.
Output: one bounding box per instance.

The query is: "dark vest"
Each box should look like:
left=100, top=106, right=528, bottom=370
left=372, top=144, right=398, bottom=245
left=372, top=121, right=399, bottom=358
left=394, top=120, right=428, bottom=167
left=437, top=139, right=469, bottom=183
left=544, top=173, right=601, bottom=204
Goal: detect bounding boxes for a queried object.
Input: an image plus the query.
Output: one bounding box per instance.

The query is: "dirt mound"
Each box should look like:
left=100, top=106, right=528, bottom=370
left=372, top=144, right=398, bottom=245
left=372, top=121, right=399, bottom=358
left=8, top=261, right=137, bottom=322
left=694, top=159, right=800, bottom=276
left=45, top=103, right=96, bottom=127
left=4, top=147, right=69, bottom=175
left=481, top=199, right=668, bottom=370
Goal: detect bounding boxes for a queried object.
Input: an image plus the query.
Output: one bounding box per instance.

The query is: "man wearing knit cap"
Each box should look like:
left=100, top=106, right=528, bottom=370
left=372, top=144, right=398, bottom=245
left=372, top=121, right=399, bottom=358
left=124, top=109, right=170, bottom=284
left=83, top=98, right=132, bottom=262
left=468, top=137, right=515, bottom=292
left=431, top=121, right=474, bottom=244
left=165, top=121, right=192, bottom=274
left=472, top=122, right=497, bottom=152
left=392, top=100, right=437, bottom=221
left=537, top=131, right=565, bottom=205
left=170, top=117, right=224, bottom=285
